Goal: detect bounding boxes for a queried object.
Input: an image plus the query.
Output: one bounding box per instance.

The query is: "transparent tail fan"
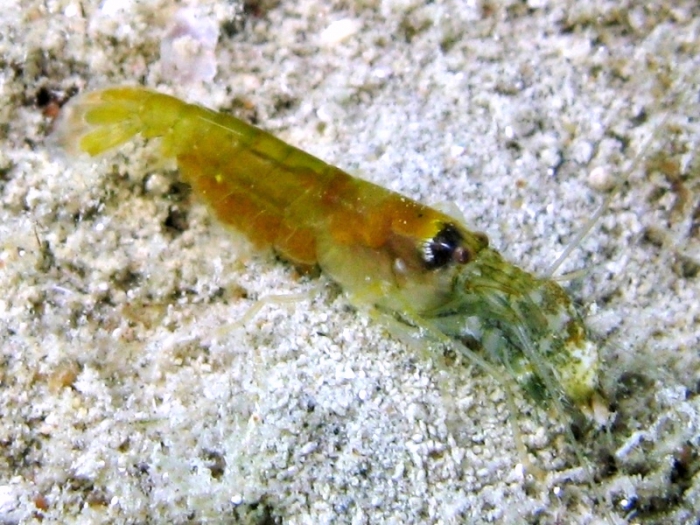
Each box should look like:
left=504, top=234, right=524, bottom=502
left=52, top=86, right=186, bottom=157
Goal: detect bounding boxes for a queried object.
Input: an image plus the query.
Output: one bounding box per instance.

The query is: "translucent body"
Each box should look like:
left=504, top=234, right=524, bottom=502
left=54, top=86, right=599, bottom=413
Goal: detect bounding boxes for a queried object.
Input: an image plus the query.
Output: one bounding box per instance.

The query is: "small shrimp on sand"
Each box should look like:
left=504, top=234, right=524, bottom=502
left=54, top=85, right=601, bottom=440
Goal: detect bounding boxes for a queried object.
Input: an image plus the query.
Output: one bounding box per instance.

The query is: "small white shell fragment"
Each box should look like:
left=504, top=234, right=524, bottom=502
left=160, top=8, right=219, bottom=83
left=320, top=19, right=361, bottom=45
left=587, top=165, right=616, bottom=192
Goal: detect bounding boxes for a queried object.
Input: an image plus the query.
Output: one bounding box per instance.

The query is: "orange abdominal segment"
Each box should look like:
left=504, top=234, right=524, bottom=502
left=177, top=152, right=284, bottom=250
left=172, top=111, right=455, bottom=273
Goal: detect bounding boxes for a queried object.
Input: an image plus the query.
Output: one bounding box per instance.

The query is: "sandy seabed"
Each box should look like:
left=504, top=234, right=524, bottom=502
left=1, top=1, right=699, bottom=523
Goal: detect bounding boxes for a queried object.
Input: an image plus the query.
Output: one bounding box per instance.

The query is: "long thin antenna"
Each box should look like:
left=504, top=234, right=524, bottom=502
left=546, top=90, right=681, bottom=278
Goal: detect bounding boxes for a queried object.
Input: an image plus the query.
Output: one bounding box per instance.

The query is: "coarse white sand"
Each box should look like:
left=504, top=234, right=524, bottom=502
left=1, top=0, right=699, bottom=523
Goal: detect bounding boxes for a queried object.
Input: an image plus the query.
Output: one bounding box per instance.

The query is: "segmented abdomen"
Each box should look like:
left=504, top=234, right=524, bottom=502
left=58, top=87, right=460, bottom=274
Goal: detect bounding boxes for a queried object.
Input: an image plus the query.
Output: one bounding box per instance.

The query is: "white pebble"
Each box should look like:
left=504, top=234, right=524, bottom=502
left=587, top=166, right=615, bottom=192
left=320, top=19, right=361, bottom=45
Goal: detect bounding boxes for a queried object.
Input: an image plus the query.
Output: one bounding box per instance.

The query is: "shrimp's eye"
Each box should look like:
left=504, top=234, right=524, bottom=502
left=422, top=223, right=471, bottom=269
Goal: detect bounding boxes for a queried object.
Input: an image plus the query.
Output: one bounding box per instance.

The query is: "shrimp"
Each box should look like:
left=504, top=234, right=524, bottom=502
left=53, top=86, right=600, bottom=432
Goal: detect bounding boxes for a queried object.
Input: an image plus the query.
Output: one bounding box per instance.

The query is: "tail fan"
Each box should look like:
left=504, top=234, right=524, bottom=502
left=52, top=86, right=186, bottom=157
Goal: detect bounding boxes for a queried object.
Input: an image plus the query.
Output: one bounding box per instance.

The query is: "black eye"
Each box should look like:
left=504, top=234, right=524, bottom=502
left=422, top=223, right=470, bottom=269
